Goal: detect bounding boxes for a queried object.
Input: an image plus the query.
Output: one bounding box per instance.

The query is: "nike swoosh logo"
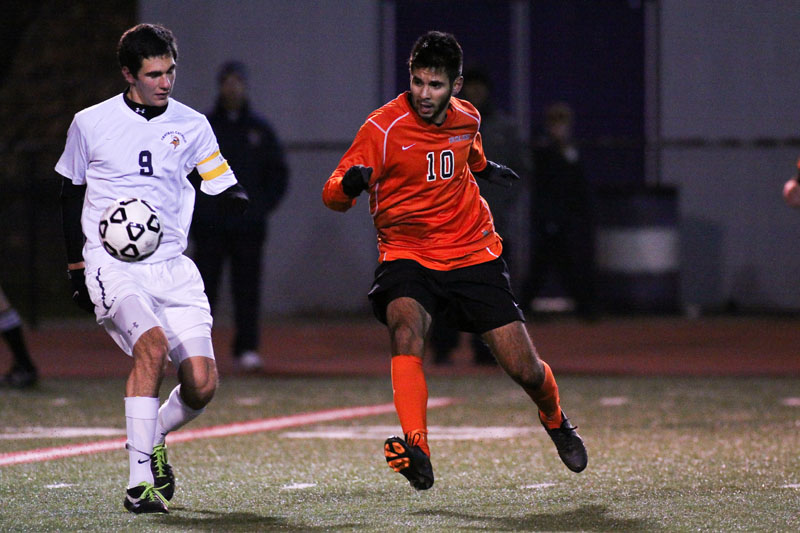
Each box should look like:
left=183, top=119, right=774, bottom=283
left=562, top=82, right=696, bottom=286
left=138, top=458, right=150, bottom=464
left=402, top=144, right=416, bottom=150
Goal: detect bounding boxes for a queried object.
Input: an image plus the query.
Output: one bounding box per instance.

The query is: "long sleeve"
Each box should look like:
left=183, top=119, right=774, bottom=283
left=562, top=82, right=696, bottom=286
left=322, top=119, right=383, bottom=212
left=59, top=175, right=86, bottom=264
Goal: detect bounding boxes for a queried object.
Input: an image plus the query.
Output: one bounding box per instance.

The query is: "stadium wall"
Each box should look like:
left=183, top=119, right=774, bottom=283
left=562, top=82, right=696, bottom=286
left=1, top=1, right=795, bottom=322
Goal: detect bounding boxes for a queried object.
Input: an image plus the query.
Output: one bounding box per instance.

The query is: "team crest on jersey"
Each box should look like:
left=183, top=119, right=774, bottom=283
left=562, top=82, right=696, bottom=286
left=448, top=133, right=472, bottom=144
left=161, top=130, right=187, bottom=150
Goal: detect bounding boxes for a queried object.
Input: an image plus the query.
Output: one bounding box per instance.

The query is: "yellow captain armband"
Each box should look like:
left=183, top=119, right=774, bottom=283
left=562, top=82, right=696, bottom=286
left=197, top=150, right=230, bottom=181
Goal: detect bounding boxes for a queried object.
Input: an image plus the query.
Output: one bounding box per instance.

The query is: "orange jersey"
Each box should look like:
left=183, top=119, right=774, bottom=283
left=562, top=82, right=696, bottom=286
left=323, top=92, right=502, bottom=270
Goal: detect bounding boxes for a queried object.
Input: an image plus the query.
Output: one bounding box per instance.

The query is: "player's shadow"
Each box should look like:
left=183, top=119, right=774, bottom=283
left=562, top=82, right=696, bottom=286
left=161, top=507, right=359, bottom=532
left=414, top=504, right=661, bottom=532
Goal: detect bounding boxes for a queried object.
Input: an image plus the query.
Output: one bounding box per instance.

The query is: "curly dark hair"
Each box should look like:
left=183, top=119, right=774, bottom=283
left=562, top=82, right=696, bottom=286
left=408, top=31, right=463, bottom=83
left=117, top=23, right=178, bottom=77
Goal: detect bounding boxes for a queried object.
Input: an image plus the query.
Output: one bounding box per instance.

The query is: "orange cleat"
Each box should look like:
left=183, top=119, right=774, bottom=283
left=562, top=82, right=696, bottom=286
left=383, top=435, right=434, bottom=490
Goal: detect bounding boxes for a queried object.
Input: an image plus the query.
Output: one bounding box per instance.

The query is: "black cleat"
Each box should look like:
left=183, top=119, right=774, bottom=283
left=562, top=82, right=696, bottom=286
left=150, top=443, right=175, bottom=501
left=384, top=435, right=434, bottom=490
left=123, top=482, right=168, bottom=514
left=1, top=366, right=37, bottom=389
left=541, top=410, right=588, bottom=473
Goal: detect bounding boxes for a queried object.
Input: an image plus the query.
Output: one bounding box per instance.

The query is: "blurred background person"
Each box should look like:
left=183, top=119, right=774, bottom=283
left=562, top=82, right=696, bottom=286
left=430, top=67, right=528, bottom=366
left=0, top=284, right=37, bottom=388
left=521, top=102, right=596, bottom=319
left=191, top=61, right=289, bottom=372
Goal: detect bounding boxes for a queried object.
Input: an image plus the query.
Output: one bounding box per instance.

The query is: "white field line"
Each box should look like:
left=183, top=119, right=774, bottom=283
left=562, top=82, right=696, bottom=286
left=282, top=483, right=317, bottom=490
left=521, top=483, right=556, bottom=489
left=45, top=483, right=76, bottom=489
left=0, top=397, right=457, bottom=467
left=599, top=396, right=629, bottom=406
left=0, top=427, right=126, bottom=440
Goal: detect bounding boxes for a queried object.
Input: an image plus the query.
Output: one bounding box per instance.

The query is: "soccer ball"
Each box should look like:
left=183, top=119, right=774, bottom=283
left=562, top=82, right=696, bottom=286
left=98, top=198, right=163, bottom=262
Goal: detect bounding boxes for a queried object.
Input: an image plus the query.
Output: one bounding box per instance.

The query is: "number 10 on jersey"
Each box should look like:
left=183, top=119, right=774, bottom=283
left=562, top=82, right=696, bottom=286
left=426, top=150, right=454, bottom=181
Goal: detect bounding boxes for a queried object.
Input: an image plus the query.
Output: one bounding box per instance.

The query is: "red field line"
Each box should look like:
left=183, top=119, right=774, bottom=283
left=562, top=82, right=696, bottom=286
left=0, top=397, right=457, bottom=467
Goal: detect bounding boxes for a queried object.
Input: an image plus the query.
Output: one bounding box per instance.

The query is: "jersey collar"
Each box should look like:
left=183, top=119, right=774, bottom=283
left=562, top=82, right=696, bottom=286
left=122, top=90, right=168, bottom=121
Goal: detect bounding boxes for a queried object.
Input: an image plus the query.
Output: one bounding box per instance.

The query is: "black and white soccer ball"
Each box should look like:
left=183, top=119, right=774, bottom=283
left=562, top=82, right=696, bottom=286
left=98, top=198, right=163, bottom=262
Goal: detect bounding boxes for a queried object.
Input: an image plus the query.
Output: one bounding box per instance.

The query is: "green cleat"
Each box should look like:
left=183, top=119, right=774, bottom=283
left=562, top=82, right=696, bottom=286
left=123, top=481, right=168, bottom=514
left=150, top=443, right=175, bottom=501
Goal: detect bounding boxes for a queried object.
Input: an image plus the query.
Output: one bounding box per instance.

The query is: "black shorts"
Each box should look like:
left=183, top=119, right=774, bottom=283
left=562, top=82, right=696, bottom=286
left=367, top=258, right=525, bottom=334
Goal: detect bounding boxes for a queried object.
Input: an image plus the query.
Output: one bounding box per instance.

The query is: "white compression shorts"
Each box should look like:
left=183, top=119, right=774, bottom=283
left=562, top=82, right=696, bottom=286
left=85, top=255, right=214, bottom=365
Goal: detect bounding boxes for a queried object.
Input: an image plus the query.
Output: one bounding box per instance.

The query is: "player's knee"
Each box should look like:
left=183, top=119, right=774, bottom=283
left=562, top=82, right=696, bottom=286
left=390, top=322, right=424, bottom=355
left=505, top=355, right=545, bottom=390
left=181, top=375, right=217, bottom=410
left=179, top=359, right=218, bottom=409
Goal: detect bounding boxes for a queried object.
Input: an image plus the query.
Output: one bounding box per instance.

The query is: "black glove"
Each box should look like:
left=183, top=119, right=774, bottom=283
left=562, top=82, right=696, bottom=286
left=68, top=268, right=94, bottom=313
left=341, top=165, right=372, bottom=197
left=474, top=160, right=520, bottom=188
left=219, top=183, right=250, bottom=215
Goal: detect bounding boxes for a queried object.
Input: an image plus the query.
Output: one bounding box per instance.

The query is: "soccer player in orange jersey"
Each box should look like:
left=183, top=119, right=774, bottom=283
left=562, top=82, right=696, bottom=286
left=323, top=31, right=587, bottom=490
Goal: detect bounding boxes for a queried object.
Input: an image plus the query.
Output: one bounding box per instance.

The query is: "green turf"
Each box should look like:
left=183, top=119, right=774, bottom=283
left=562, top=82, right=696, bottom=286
left=2, top=375, right=800, bottom=531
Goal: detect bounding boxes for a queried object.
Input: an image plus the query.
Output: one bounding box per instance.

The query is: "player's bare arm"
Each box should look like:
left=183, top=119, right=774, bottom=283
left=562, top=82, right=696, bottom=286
left=783, top=178, right=800, bottom=208
left=783, top=158, right=800, bottom=208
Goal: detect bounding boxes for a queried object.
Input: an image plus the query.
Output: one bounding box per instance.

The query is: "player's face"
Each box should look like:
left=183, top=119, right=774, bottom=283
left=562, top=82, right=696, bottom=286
left=122, top=55, right=176, bottom=107
left=409, top=67, right=463, bottom=125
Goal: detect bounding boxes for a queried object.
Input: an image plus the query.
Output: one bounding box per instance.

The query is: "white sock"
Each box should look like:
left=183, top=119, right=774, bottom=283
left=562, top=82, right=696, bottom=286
left=153, top=385, right=204, bottom=445
left=125, top=396, right=160, bottom=488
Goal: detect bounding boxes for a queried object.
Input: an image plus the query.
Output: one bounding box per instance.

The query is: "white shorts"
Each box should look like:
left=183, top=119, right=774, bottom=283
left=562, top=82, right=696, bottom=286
left=85, top=255, right=214, bottom=365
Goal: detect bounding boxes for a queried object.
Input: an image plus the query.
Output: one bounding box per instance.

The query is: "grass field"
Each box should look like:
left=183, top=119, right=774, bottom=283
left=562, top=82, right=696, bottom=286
left=2, top=374, right=800, bottom=532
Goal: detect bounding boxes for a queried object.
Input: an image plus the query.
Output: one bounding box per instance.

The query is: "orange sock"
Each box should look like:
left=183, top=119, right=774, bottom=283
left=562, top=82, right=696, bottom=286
left=391, top=354, right=430, bottom=456
left=524, top=360, right=563, bottom=429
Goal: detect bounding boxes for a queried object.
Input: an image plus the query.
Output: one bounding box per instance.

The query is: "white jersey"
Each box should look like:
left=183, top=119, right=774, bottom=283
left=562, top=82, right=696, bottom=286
left=55, top=93, right=237, bottom=268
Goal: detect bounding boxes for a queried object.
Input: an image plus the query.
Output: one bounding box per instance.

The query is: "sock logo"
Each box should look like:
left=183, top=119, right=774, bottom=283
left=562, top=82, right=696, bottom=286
left=137, top=458, right=150, bottom=464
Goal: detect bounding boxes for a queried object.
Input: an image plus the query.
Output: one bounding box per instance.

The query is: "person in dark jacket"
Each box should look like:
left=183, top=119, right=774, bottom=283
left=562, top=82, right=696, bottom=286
left=191, top=61, right=289, bottom=371
left=521, top=102, right=596, bottom=318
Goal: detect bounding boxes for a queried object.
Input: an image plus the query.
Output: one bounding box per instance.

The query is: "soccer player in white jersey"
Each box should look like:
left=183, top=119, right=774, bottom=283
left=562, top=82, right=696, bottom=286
left=56, top=23, right=249, bottom=514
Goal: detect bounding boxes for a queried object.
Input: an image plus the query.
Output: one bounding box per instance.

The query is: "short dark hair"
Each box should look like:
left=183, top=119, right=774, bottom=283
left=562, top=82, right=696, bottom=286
left=117, top=23, right=178, bottom=77
left=408, top=31, right=463, bottom=83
